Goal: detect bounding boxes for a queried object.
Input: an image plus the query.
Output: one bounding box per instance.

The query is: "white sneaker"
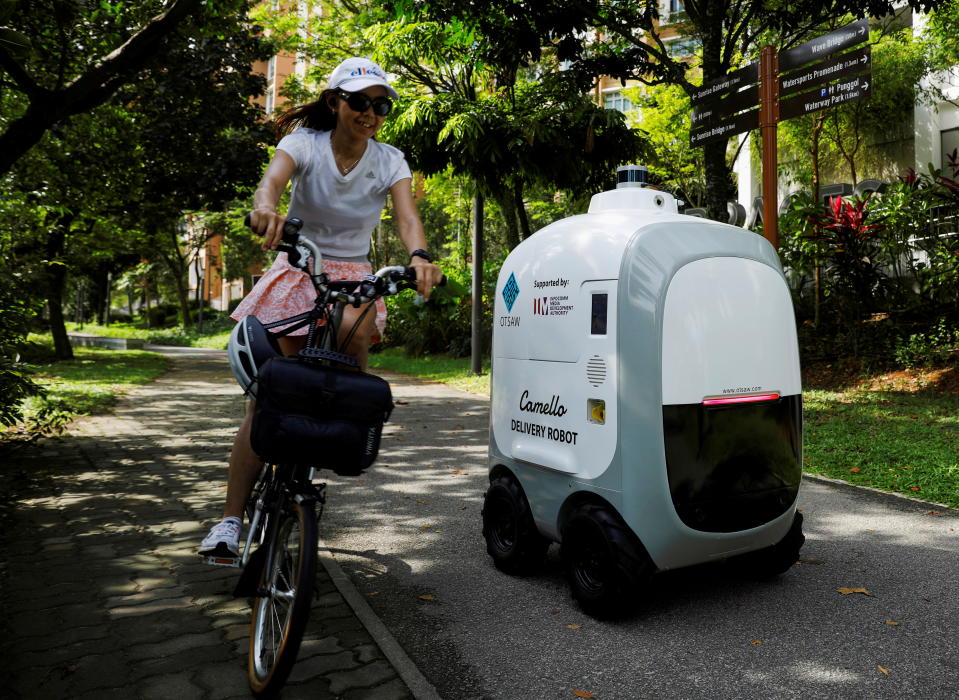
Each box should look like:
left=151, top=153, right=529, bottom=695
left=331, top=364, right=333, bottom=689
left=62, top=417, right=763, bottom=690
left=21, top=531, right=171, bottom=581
left=199, top=517, right=241, bottom=557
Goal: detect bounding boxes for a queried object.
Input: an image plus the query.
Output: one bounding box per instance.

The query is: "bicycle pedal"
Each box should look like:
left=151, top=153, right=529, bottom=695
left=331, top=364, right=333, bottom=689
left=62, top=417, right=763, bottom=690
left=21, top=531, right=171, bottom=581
left=203, top=555, right=241, bottom=568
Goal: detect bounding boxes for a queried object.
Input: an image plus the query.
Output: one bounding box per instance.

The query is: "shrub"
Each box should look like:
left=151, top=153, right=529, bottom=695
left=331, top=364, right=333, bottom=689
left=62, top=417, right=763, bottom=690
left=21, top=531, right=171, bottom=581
left=0, top=268, right=45, bottom=425
left=894, top=319, right=959, bottom=368
left=380, top=250, right=504, bottom=358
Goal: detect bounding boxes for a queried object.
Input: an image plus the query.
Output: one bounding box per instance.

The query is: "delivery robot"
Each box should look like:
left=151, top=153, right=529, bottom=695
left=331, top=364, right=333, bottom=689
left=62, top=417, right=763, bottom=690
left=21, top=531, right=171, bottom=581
left=482, top=166, right=804, bottom=618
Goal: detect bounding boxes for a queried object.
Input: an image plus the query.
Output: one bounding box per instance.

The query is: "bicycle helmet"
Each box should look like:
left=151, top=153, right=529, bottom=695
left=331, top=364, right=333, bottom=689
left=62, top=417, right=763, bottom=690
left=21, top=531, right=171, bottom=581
left=228, top=316, right=283, bottom=399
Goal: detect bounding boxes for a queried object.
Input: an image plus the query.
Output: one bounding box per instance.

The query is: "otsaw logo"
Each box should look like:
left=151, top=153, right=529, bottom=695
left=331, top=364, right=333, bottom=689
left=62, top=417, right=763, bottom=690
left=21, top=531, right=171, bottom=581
left=502, top=272, right=520, bottom=313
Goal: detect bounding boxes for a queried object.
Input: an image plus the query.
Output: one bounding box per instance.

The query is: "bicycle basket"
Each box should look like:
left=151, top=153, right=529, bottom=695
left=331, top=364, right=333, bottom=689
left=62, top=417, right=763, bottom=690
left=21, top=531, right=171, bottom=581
left=250, top=356, right=394, bottom=476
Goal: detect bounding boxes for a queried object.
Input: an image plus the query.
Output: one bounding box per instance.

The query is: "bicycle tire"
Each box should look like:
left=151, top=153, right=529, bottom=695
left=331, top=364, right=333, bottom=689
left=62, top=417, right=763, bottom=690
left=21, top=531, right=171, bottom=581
left=248, top=496, right=318, bottom=697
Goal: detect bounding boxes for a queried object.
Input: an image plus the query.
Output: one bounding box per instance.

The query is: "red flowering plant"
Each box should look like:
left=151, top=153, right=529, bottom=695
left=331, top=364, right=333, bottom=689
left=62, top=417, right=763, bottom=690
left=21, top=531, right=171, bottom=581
left=805, top=193, right=887, bottom=329
left=933, top=148, right=959, bottom=203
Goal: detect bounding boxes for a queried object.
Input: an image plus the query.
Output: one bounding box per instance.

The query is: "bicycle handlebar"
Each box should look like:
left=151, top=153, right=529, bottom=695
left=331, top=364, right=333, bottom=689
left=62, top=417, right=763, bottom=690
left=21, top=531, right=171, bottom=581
left=243, top=212, right=445, bottom=307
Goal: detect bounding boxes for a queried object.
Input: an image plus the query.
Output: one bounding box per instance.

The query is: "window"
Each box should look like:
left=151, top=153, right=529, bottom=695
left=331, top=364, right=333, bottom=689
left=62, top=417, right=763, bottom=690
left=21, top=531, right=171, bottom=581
left=665, top=37, right=699, bottom=58
left=942, top=127, right=959, bottom=175
left=662, top=0, right=685, bottom=23
left=604, top=90, right=636, bottom=115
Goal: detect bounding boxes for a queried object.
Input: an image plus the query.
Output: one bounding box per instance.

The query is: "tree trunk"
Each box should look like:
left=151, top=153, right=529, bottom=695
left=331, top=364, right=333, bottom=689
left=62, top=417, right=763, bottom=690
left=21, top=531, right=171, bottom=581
left=695, top=8, right=733, bottom=222
left=93, top=267, right=109, bottom=325
left=811, top=115, right=824, bottom=328
left=47, top=266, right=73, bottom=360
left=172, top=262, right=192, bottom=328
left=143, top=275, right=152, bottom=329
left=471, top=190, right=485, bottom=376
left=496, top=189, right=520, bottom=251
left=703, top=139, right=732, bottom=221
left=158, top=223, right=191, bottom=327
left=44, top=216, right=74, bottom=360
left=514, top=181, right=533, bottom=241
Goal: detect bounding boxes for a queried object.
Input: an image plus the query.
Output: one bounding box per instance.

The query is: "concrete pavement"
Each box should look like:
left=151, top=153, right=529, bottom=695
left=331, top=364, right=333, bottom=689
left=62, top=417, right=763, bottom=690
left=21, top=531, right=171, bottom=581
left=0, top=346, right=430, bottom=700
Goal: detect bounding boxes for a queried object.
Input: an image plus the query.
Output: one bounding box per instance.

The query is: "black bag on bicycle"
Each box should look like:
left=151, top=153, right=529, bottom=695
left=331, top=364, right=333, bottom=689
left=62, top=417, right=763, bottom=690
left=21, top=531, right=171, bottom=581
left=250, top=356, right=394, bottom=476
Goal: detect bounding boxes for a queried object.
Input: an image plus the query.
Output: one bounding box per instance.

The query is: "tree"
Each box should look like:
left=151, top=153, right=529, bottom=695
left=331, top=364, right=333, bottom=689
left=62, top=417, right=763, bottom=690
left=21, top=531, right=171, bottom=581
left=367, top=18, right=647, bottom=244
left=1, top=1, right=269, bottom=357
left=0, top=0, right=210, bottom=175
left=121, top=6, right=271, bottom=327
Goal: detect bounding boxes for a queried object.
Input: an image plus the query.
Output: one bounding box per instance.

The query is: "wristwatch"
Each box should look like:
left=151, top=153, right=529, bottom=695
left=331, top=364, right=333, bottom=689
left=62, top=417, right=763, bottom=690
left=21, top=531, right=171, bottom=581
left=409, top=249, right=433, bottom=263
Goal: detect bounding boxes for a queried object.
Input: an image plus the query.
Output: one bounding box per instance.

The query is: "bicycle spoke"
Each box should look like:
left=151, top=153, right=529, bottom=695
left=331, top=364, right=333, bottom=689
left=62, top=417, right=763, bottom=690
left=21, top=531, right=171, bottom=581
left=247, top=498, right=317, bottom=697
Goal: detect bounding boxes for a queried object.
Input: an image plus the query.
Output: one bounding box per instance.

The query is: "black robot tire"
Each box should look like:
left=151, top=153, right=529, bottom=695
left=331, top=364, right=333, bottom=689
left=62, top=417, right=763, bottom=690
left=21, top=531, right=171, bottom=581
left=482, top=474, right=550, bottom=575
left=733, top=511, right=805, bottom=579
left=562, top=503, right=654, bottom=619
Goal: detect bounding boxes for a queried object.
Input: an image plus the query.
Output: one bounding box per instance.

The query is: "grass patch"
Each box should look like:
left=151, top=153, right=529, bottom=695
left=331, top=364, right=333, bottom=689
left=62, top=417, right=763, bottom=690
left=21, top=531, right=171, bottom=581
left=368, top=347, right=490, bottom=395
left=803, top=388, right=959, bottom=509
left=65, top=321, right=232, bottom=349
left=4, top=342, right=170, bottom=440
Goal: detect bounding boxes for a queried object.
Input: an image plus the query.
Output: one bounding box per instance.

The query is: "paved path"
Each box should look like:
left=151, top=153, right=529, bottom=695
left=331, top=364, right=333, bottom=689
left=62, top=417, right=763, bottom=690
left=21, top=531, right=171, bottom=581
left=1, top=347, right=425, bottom=700
left=4, top=346, right=958, bottom=699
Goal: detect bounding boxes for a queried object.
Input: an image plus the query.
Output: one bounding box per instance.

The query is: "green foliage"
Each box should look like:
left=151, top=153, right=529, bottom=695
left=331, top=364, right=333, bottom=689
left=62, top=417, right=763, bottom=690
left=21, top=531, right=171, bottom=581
left=0, top=266, right=44, bottom=425
left=201, top=206, right=268, bottom=285
left=894, top=319, right=959, bottom=368
left=382, top=251, right=501, bottom=357
left=926, top=0, right=959, bottom=69
left=0, top=0, right=272, bottom=347
left=778, top=158, right=959, bottom=364
left=630, top=83, right=705, bottom=206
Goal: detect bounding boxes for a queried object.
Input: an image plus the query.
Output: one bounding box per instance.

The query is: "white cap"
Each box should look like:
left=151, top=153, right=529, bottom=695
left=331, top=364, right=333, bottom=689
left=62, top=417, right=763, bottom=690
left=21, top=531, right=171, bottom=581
left=327, top=57, right=399, bottom=100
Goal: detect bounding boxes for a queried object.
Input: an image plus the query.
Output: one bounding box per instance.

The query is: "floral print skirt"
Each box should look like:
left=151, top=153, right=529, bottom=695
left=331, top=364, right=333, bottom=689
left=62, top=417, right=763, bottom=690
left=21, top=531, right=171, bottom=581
left=229, top=253, right=387, bottom=342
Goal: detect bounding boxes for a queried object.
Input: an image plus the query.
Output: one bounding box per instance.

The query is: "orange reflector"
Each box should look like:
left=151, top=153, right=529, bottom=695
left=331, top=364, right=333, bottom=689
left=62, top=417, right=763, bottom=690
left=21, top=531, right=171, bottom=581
left=703, top=393, right=780, bottom=406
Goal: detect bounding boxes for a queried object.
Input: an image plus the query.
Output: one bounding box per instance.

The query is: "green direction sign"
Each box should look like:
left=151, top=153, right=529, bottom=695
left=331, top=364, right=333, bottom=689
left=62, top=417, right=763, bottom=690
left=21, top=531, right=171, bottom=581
left=690, top=62, right=759, bottom=107
left=689, top=108, right=759, bottom=147
left=780, top=73, right=872, bottom=120
left=779, top=19, right=868, bottom=71
left=779, top=45, right=871, bottom=97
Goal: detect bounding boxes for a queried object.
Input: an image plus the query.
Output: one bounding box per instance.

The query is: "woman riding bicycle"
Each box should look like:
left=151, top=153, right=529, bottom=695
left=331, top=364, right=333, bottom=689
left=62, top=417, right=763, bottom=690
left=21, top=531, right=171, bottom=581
left=199, top=57, right=443, bottom=557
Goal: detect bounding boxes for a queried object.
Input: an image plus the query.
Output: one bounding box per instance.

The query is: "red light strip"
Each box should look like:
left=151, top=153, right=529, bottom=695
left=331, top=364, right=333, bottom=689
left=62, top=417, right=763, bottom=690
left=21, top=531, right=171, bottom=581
left=703, top=393, right=780, bottom=406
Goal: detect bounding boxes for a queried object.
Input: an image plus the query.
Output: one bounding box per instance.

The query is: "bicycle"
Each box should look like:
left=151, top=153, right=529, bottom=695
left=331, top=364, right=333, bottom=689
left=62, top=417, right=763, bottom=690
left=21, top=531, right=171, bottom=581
left=205, top=216, right=440, bottom=697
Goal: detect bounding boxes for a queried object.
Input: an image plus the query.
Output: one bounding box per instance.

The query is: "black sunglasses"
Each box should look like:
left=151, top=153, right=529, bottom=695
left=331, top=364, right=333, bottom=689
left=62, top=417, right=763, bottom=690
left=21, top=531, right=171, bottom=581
left=336, top=90, right=393, bottom=117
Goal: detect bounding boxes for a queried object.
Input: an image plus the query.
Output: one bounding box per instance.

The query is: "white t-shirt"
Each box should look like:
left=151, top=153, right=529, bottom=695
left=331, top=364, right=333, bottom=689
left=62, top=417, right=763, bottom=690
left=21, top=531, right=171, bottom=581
left=276, top=128, right=413, bottom=259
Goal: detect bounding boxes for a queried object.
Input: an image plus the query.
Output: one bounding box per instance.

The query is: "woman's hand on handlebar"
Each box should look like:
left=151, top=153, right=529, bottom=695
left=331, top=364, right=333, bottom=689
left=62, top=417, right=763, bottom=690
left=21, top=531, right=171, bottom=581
left=249, top=208, right=288, bottom=251
left=408, top=257, right=444, bottom=300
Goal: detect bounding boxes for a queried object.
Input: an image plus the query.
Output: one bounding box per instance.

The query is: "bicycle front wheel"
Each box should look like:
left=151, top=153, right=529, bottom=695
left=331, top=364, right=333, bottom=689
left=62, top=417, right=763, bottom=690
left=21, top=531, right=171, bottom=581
left=248, top=498, right=318, bottom=697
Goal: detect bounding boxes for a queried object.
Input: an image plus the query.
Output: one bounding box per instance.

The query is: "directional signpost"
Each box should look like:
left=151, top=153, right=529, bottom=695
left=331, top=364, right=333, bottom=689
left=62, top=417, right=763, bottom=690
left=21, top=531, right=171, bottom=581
left=690, top=19, right=872, bottom=248
left=780, top=73, right=872, bottom=121
left=690, top=65, right=759, bottom=146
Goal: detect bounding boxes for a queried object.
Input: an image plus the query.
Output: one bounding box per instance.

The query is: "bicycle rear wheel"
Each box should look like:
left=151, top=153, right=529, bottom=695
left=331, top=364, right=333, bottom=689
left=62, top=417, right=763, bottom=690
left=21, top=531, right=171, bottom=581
left=248, top=497, right=318, bottom=697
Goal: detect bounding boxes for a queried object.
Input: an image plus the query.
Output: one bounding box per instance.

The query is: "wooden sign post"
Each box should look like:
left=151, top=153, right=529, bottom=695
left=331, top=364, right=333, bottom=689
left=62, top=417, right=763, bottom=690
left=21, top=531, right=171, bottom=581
left=759, top=45, right=780, bottom=249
